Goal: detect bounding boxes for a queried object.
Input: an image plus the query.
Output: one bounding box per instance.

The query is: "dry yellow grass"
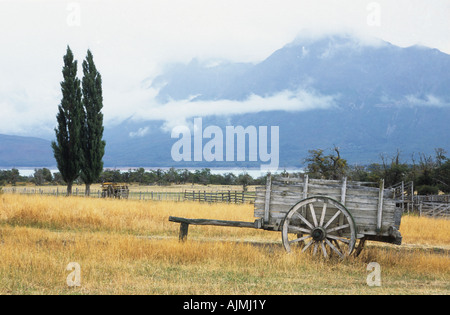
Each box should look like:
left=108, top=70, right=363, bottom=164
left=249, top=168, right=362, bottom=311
left=0, top=194, right=448, bottom=295
left=399, top=215, right=450, bottom=246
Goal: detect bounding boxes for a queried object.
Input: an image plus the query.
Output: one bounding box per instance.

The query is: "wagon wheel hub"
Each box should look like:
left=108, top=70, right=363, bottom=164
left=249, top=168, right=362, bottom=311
left=311, top=227, right=326, bottom=242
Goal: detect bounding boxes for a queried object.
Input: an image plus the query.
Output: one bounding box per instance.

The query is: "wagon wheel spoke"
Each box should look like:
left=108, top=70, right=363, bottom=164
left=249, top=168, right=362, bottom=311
left=289, top=235, right=311, bottom=245
left=332, top=239, right=342, bottom=251
left=325, top=239, right=343, bottom=258
left=313, top=242, right=319, bottom=255
left=325, top=214, right=353, bottom=256
left=319, top=203, right=327, bottom=227
left=302, top=239, right=314, bottom=252
left=309, top=204, right=318, bottom=227
left=287, top=225, right=311, bottom=235
left=293, top=211, right=315, bottom=230
left=326, top=224, right=350, bottom=234
left=326, top=234, right=350, bottom=244
left=323, top=210, right=341, bottom=229
left=321, top=241, right=328, bottom=258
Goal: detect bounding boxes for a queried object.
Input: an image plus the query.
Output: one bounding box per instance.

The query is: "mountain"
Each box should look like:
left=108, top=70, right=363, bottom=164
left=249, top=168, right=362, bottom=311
left=0, top=134, right=54, bottom=167
left=153, top=35, right=450, bottom=104
left=122, top=34, right=450, bottom=167
left=2, top=34, right=450, bottom=169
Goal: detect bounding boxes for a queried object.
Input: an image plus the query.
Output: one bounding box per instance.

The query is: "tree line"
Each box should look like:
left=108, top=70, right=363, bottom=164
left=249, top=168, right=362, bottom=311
left=2, top=147, right=449, bottom=196
left=0, top=168, right=264, bottom=192
left=303, top=147, right=450, bottom=194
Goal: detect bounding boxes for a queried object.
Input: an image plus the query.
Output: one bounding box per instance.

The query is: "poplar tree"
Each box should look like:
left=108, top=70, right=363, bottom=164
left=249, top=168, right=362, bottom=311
left=80, top=50, right=106, bottom=196
left=52, top=46, right=83, bottom=196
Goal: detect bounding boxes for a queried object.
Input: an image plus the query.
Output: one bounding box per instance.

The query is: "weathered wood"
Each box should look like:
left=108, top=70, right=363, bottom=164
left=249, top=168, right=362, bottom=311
left=169, top=175, right=403, bottom=257
left=303, top=175, right=309, bottom=199
left=340, top=177, right=347, bottom=204
left=264, top=174, right=272, bottom=223
left=258, top=184, right=382, bottom=198
left=169, top=216, right=260, bottom=229
left=272, top=177, right=375, bottom=186
left=418, top=202, right=450, bottom=218
left=179, top=222, right=189, bottom=242
left=377, top=179, right=385, bottom=232
left=339, top=177, right=348, bottom=227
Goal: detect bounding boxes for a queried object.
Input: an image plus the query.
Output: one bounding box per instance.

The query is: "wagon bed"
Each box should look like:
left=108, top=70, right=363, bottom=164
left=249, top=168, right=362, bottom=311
left=169, top=175, right=403, bottom=258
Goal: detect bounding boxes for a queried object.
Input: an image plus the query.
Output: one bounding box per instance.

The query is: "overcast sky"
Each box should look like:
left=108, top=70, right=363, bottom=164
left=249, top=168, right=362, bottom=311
left=0, top=0, right=449, bottom=139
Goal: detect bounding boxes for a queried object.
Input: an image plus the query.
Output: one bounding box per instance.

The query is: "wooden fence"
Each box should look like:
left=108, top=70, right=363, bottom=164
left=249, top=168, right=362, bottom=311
left=2, top=187, right=185, bottom=201
left=418, top=202, right=450, bottom=218
left=183, top=190, right=256, bottom=204
left=2, top=187, right=256, bottom=204
left=415, top=195, right=450, bottom=203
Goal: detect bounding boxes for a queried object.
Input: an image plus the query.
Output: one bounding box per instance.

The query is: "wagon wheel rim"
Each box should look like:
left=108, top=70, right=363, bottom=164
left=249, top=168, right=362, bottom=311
left=282, top=196, right=357, bottom=258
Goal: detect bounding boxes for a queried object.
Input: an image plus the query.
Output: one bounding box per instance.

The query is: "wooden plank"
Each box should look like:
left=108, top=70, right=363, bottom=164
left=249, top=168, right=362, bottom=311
left=264, top=174, right=272, bottom=223
left=301, top=175, right=309, bottom=216
left=377, top=179, right=385, bottom=232
left=257, top=205, right=396, bottom=222
left=256, top=195, right=397, bottom=212
left=263, top=195, right=396, bottom=211
left=271, top=177, right=376, bottom=186
left=303, top=175, right=309, bottom=199
left=259, top=187, right=381, bottom=201
left=341, top=177, right=347, bottom=204
left=169, top=216, right=258, bottom=229
left=179, top=222, right=189, bottom=242
left=268, top=184, right=381, bottom=197
left=339, top=177, right=347, bottom=226
left=256, top=206, right=395, bottom=221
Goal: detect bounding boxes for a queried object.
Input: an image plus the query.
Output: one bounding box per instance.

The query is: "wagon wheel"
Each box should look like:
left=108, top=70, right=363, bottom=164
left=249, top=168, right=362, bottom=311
left=282, top=196, right=357, bottom=258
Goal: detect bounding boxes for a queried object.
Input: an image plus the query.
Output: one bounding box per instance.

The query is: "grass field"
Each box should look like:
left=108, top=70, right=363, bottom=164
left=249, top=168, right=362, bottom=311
left=0, top=194, right=448, bottom=295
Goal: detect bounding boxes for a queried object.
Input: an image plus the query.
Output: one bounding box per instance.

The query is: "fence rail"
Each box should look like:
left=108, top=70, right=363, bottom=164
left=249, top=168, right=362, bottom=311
left=184, top=190, right=256, bottom=204
left=415, top=195, right=450, bottom=203
left=418, top=202, right=450, bottom=218
left=2, top=187, right=256, bottom=204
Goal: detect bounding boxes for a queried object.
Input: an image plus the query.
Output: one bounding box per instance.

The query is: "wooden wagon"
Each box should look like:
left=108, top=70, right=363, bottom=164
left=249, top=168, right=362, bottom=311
left=169, top=175, right=403, bottom=258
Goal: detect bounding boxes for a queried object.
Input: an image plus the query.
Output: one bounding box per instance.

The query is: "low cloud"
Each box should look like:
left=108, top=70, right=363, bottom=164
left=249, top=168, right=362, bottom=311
left=129, top=126, right=151, bottom=138
left=405, top=94, right=450, bottom=108
left=129, top=88, right=339, bottom=132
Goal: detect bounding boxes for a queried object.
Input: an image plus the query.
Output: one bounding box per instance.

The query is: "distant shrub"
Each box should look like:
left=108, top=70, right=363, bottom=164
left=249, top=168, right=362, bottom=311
left=416, top=185, right=439, bottom=196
